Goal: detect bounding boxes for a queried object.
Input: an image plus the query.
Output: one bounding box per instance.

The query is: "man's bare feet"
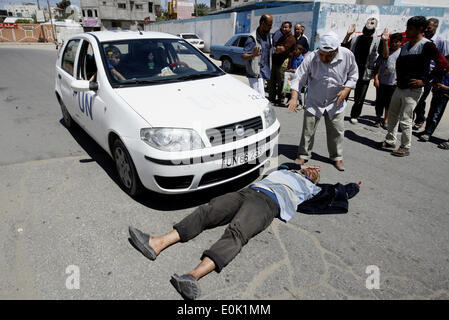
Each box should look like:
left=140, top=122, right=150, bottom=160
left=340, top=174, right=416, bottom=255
left=357, top=181, right=363, bottom=188
left=148, top=237, right=162, bottom=255
left=301, top=165, right=321, bottom=172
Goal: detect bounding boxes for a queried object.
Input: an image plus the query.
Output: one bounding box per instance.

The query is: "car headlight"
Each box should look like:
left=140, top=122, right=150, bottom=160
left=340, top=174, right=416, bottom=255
left=140, top=128, right=205, bottom=152
left=264, top=104, right=277, bottom=128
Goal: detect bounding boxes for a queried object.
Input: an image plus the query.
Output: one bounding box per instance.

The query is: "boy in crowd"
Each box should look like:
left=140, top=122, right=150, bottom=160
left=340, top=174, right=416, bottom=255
left=373, top=33, right=403, bottom=128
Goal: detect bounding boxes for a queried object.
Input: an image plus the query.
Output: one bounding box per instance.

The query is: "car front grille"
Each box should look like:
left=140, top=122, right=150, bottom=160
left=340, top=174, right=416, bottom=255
left=154, top=175, right=194, bottom=190
left=206, top=116, right=263, bottom=146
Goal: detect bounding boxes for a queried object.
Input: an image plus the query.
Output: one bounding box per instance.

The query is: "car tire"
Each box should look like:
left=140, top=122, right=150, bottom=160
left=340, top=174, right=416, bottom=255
left=112, top=139, right=144, bottom=197
left=59, top=99, right=76, bottom=129
left=221, top=57, right=234, bottom=73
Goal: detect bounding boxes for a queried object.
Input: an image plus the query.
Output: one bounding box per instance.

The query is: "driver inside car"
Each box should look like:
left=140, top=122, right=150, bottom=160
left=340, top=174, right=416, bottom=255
left=104, top=45, right=126, bottom=81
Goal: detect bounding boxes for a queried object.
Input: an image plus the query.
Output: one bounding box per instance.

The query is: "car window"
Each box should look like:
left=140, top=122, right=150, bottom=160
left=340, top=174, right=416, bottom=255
left=61, top=39, right=81, bottom=75
left=238, top=36, right=248, bottom=48
left=182, top=34, right=199, bottom=39
left=100, top=38, right=224, bottom=87
left=77, top=40, right=97, bottom=81
left=231, top=37, right=240, bottom=47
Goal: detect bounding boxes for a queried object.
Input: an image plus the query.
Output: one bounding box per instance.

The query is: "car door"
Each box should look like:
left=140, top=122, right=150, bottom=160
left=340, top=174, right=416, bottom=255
left=57, top=39, right=82, bottom=121
left=74, top=38, right=108, bottom=145
left=230, top=36, right=247, bottom=67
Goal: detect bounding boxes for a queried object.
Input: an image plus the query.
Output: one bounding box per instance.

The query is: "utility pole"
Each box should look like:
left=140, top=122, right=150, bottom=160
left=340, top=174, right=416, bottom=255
left=47, top=0, right=57, bottom=44
left=37, top=0, right=41, bottom=10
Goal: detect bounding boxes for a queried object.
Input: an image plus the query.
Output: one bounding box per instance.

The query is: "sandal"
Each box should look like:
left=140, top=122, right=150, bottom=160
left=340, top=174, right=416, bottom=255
left=391, top=147, right=410, bottom=157
left=412, top=122, right=423, bottom=130
left=438, top=141, right=449, bottom=150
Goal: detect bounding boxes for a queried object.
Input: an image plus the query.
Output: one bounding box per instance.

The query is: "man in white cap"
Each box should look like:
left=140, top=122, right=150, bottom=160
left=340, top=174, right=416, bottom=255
left=286, top=31, right=359, bottom=171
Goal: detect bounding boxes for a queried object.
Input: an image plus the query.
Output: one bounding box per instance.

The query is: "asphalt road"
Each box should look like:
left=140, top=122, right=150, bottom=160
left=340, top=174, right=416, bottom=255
left=1, top=44, right=449, bottom=300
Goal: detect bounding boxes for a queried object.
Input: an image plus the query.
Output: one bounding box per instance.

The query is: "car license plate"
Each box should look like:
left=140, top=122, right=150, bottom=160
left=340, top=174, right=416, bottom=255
left=222, top=147, right=263, bottom=168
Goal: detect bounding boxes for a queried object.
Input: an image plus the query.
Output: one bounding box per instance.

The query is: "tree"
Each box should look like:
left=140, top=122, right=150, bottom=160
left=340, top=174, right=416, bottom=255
left=156, top=9, right=170, bottom=22
left=194, top=3, right=209, bottom=17
left=56, top=0, right=71, bottom=11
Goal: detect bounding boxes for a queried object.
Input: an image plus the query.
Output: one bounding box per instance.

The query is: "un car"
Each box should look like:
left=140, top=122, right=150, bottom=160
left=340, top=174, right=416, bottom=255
left=55, top=31, right=279, bottom=195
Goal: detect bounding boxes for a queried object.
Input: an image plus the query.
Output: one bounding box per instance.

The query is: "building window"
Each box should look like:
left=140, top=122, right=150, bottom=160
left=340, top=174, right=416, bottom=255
left=87, top=9, right=93, bottom=17
left=118, top=3, right=126, bottom=9
left=94, top=9, right=98, bottom=17
left=111, top=21, right=122, bottom=28
left=102, top=1, right=106, bottom=4
left=136, top=4, right=143, bottom=9
left=82, top=10, right=85, bottom=17
left=148, top=2, right=153, bottom=13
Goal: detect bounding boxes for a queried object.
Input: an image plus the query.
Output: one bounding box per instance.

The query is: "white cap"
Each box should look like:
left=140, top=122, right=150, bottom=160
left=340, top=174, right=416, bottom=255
left=365, top=17, right=378, bottom=30
left=319, top=31, right=340, bottom=52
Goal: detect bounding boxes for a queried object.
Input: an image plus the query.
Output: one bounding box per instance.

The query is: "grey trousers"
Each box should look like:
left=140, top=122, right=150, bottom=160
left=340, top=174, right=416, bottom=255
left=173, top=188, right=279, bottom=272
left=385, top=87, right=422, bottom=149
left=298, top=110, right=345, bottom=162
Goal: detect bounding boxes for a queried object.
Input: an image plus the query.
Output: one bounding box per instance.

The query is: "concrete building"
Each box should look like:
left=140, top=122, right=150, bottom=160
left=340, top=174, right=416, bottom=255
left=210, top=0, right=449, bottom=12
left=80, top=0, right=162, bottom=30
left=4, top=2, right=38, bottom=18
left=168, top=0, right=194, bottom=20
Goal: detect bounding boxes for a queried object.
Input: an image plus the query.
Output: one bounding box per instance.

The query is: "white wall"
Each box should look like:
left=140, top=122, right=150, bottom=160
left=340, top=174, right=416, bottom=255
left=146, top=13, right=236, bottom=51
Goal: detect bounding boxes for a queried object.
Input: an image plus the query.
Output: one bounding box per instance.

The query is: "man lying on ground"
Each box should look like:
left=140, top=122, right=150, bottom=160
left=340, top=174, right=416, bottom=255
left=128, top=163, right=362, bottom=300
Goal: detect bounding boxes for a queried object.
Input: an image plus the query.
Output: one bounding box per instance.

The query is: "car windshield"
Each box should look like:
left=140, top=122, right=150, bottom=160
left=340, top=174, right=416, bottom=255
left=182, top=34, right=199, bottom=39
left=101, top=38, right=223, bottom=87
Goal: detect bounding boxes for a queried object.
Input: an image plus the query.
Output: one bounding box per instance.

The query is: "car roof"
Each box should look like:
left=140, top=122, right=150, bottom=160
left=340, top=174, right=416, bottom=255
left=81, top=30, right=180, bottom=42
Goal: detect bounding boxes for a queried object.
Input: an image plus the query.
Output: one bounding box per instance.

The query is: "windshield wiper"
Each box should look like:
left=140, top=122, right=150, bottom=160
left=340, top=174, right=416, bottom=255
left=176, top=73, right=222, bottom=81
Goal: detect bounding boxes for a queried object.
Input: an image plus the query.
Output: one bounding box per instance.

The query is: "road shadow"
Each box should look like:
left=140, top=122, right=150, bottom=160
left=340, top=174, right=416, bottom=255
left=61, top=119, right=262, bottom=211
left=344, top=130, right=386, bottom=151
left=412, top=131, right=448, bottom=147
left=278, top=143, right=333, bottom=165
left=345, top=115, right=378, bottom=127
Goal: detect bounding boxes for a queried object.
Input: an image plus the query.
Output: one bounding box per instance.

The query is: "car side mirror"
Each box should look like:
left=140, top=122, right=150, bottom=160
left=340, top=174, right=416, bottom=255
left=71, top=80, right=98, bottom=92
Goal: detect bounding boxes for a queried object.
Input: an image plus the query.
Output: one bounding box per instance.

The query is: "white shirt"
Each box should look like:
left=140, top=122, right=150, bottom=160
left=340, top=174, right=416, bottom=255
left=291, top=46, right=359, bottom=119
left=431, top=33, right=449, bottom=57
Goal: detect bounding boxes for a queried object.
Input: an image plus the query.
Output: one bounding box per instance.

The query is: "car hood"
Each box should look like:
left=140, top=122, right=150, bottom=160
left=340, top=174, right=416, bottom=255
left=114, top=74, right=269, bottom=129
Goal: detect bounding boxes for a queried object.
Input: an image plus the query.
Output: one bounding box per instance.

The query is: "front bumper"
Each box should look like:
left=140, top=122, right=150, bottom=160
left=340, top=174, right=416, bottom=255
left=125, top=123, right=280, bottom=194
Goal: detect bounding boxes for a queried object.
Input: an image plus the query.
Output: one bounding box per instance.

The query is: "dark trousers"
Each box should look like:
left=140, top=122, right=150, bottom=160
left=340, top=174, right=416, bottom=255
left=173, top=188, right=279, bottom=272
left=413, top=83, right=432, bottom=124
left=423, top=92, right=449, bottom=136
left=268, top=63, right=283, bottom=102
left=375, top=84, right=396, bottom=117
left=350, top=79, right=371, bottom=119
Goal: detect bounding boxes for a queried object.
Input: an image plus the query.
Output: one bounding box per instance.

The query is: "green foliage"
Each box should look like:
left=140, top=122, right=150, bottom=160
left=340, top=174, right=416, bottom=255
left=15, top=19, right=35, bottom=23
left=156, top=9, right=170, bottom=22
left=194, top=3, right=209, bottom=17
left=56, top=0, right=71, bottom=11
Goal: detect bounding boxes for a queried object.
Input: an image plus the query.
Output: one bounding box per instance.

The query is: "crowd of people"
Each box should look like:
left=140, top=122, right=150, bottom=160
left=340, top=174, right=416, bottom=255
left=243, top=14, right=449, bottom=168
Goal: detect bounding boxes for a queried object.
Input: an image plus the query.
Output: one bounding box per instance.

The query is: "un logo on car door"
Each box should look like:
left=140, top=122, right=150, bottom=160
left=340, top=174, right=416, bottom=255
left=78, top=92, right=93, bottom=120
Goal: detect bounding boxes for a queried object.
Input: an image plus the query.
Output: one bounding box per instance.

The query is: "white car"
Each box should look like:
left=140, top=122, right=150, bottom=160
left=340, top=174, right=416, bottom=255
left=177, top=33, right=205, bottom=50
left=55, top=31, right=280, bottom=195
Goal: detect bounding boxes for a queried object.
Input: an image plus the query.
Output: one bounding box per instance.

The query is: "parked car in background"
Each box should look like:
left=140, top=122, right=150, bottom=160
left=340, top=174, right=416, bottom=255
left=177, top=33, right=205, bottom=50
left=210, top=33, right=250, bottom=73
left=55, top=31, right=280, bottom=195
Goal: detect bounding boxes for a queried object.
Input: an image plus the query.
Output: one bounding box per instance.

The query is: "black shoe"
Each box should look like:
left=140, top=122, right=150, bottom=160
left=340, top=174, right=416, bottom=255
left=128, top=226, right=157, bottom=261
left=170, top=273, right=201, bottom=300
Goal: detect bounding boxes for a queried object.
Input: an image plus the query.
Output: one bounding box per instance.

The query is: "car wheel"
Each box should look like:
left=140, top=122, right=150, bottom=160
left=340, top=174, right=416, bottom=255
left=112, top=139, right=144, bottom=197
left=221, top=57, right=234, bottom=73
left=60, top=100, right=75, bottom=129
